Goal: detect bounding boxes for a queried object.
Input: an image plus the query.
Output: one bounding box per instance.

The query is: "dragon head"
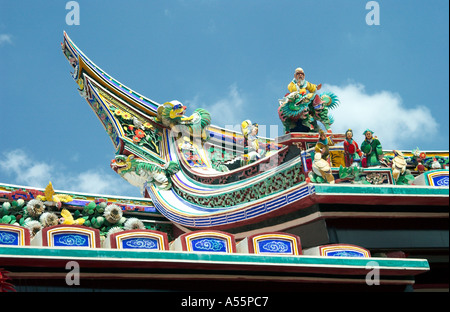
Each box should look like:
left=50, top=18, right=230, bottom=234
left=278, top=92, right=314, bottom=122
left=156, top=101, right=187, bottom=127
left=155, top=100, right=211, bottom=141
left=111, top=154, right=180, bottom=191
left=110, top=154, right=134, bottom=174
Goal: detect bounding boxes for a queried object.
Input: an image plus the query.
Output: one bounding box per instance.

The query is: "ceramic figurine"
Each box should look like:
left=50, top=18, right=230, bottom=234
left=343, top=129, right=362, bottom=167
left=278, top=92, right=339, bottom=133
left=391, top=150, right=407, bottom=182
left=287, top=67, right=322, bottom=95
left=309, top=93, right=339, bottom=132
left=415, top=159, right=427, bottom=174
left=431, top=157, right=442, bottom=169
left=241, top=120, right=265, bottom=162
left=309, top=130, right=336, bottom=183
left=312, top=152, right=335, bottom=184
left=361, top=129, right=383, bottom=167
left=155, top=100, right=211, bottom=141
left=315, top=129, right=335, bottom=161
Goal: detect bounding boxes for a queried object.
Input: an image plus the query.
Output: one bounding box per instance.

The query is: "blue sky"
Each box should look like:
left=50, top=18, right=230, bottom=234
left=0, top=0, right=448, bottom=197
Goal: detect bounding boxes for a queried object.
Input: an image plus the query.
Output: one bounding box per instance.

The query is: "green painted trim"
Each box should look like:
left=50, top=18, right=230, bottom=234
left=314, top=184, right=449, bottom=196
left=0, top=246, right=429, bottom=271
left=173, top=162, right=305, bottom=208
left=178, top=151, right=300, bottom=190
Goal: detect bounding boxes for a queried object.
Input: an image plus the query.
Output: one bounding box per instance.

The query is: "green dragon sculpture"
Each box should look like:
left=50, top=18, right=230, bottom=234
left=278, top=91, right=339, bottom=133
left=110, top=154, right=180, bottom=191
left=154, top=100, right=211, bottom=141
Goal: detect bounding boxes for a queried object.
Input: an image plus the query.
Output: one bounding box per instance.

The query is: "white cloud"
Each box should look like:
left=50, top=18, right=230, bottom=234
left=0, top=34, right=13, bottom=46
left=69, top=171, right=122, bottom=195
left=184, top=82, right=439, bottom=150
left=185, top=83, right=245, bottom=128
left=0, top=149, right=52, bottom=187
left=321, top=83, right=439, bottom=150
left=0, top=149, right=141, bottom=197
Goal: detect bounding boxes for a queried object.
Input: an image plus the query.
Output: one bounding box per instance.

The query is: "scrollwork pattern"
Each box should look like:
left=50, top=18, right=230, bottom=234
left=124, top=238, right=157, bottom=249
left=56, top=234, right=87, bottom=246
left=174, top=163, right=304, bottom=208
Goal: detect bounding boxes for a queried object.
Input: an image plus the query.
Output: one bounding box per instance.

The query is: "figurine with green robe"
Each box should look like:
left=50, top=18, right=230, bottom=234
left=361, top=129, right=383, bottom=167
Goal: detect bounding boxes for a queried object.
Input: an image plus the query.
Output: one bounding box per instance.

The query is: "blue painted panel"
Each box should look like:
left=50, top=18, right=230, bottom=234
left=53, top=233, right=89, bottom=247
left=257, top=239, right=293, bottom=254
left=326, top=250, right=365, bottom=257
left=431, top=175, right=449, bottom=186
left=0, top=230, right=20, bottom=246
left=121, top=237, right=159, bottom=249
left=191, top=237, right=227, bottom=252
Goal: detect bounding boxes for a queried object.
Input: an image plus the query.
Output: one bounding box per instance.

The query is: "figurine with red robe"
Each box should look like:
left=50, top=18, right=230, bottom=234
left=343, top=129, right=362, bottom=167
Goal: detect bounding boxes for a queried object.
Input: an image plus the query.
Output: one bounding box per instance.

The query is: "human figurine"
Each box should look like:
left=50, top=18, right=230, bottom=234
left=343, top=129, right=362, bottom=167
left=391, top=150, right=407, bottom=182
left=361, top=129, right=383, bottom=167
left=310, top=130, right=335, bottom=183
left=241, top=120, right=265, bottom=161
left=287, top=67, right=322, bottom=95
left=312, top=152, right=335, bottom=184
left=314, top=129, right=334, bottom=161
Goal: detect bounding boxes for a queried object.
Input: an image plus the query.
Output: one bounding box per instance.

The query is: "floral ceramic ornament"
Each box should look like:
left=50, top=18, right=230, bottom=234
left=59, top=208, right=85, bottom=225
left=36, top=182, right=73, bottom=208
left=103, top=204, right=123, bottom=224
